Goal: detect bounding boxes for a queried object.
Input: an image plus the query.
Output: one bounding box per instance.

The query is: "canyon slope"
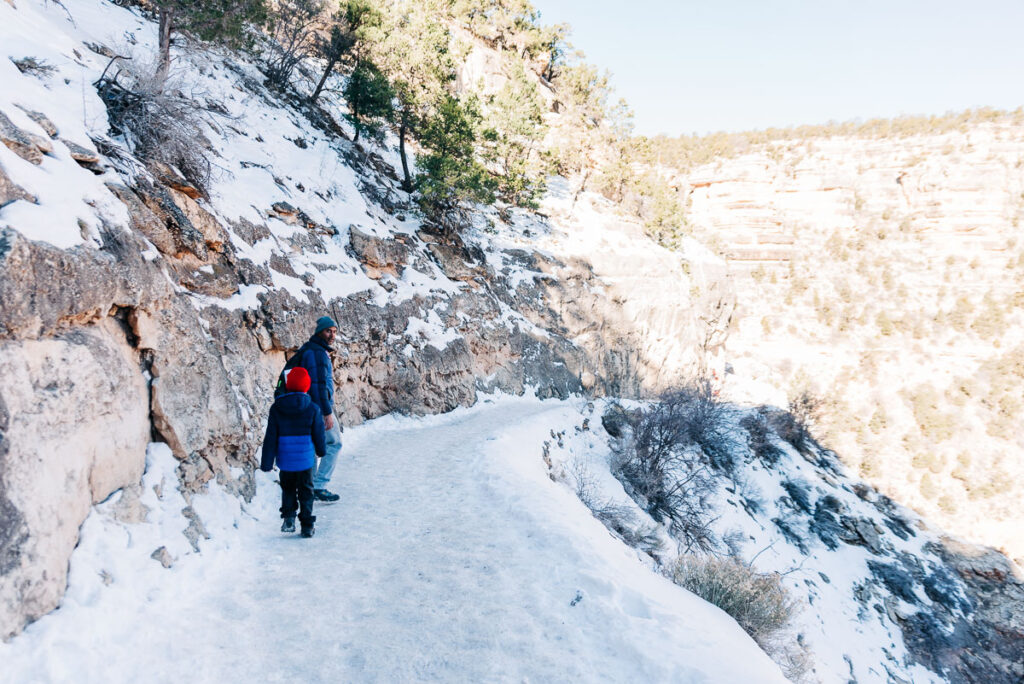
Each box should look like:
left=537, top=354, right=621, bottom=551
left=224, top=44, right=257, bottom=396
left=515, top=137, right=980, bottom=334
left=673, top=121, right=1024, bottom=562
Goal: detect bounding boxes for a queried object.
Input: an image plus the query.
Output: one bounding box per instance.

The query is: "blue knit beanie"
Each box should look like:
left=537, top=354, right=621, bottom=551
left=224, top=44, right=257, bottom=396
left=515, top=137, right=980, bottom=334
left=315, top=316, right=338, bottom=334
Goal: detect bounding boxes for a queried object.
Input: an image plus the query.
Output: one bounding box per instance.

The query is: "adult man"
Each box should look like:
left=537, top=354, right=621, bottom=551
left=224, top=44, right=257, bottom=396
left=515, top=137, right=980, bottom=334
left=287, top=315, right=342, bottom=502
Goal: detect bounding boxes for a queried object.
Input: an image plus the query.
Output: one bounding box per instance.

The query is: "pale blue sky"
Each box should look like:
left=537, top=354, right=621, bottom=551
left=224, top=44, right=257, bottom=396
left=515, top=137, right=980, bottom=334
left=530, top=0, right=1024, bottom=136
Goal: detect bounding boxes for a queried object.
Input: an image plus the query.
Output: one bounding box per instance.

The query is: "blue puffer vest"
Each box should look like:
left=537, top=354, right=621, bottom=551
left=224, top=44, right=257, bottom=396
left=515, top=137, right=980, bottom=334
left=260, top=393, right=327, bottom=472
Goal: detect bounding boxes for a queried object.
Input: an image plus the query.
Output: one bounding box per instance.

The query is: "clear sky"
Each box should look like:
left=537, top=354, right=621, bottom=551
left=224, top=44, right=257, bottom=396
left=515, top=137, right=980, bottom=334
left=529, top=0, right=1024, bottom=136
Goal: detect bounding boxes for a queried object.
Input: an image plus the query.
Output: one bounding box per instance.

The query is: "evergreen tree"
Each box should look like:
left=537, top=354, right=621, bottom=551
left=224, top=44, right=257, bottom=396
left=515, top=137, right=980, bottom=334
left=375, top=0, right=456, bottom=190
left=343, top=59, right=394, bottom=142
left=155, top=0, right=267, bottom=83
left=309, top=0, right=381, bottom=104
left=310, top=24, right=355, bottom=104
left=449, top=0, right=536, bottom=52
left=482, top=61, right=548, bottom=207
left=417, top=94, right=495, bottom=219
left=549, top=62, right=614, bottom=209
left=535, top=22, right=569, bottom=82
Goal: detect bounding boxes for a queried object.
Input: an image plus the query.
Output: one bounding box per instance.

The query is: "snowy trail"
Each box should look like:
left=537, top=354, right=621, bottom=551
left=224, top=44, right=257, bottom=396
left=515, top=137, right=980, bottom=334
left=2, top=397, right=785, bottom=683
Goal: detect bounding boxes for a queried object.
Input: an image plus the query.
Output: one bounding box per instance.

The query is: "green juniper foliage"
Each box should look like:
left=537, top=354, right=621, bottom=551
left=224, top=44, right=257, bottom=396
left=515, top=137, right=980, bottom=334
left=146, top=0, right=693, bottom=237
left=417, top=94, right=495, bottom=218
left=482, top=62, right=548, bottom=207
left=310, top=0, right=382, bottom=104
left=375, top=1, right=456, bottom=190
left=310, top=24, right=355, bottom=104
left=344, top=59, right=394, bottom=142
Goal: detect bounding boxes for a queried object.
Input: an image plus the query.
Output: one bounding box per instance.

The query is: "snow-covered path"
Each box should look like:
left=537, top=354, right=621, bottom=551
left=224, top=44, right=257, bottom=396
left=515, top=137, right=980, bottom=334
left=1, top=397, right=785, bottom=683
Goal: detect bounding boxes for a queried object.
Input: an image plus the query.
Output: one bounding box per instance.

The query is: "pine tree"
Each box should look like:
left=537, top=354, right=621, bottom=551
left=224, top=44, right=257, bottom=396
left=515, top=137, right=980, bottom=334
left=310, top=25, right=355, bottom=104
left=309, top=0, right=380, bottom=104
left=374, top=1, right=456, bottom=190
left=550, top=63, right=614, bottom=210
left=450, top=0, right=536, bottom=52
left=535, top=22, right=569, bottom=82
left=344, top=59, right=394, bottom=142
left=417, top=94, right=495, bottom=219
left=482, top=61, right=547, bottom=207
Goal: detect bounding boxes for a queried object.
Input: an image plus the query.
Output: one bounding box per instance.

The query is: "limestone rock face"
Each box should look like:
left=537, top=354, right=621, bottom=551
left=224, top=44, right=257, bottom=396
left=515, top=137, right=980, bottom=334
left=136, top=302, right=247, bottom=469
left=0, top=163, right=35, bottom=209
left=349, top=227, right=410, bottom=278
left=0, top=111, right=43, bottom=165
left=104, top=183, right=177, bottom=256
left=0, top=228, right=173, bottom=339
left=528, top=207, right=734, bottom=397
left=14, top=107, right=58, bottom=139
left=0, top=322, right=149, bottom=639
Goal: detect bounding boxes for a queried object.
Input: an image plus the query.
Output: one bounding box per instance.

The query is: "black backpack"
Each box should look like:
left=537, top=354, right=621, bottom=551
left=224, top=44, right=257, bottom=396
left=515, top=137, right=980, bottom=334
left=274, top=348, right=311, bottom=398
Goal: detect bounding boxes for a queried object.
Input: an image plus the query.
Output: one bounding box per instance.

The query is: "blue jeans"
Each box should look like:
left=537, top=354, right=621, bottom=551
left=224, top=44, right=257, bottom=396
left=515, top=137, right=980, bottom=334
left=313, top=415, right=342, bottom=490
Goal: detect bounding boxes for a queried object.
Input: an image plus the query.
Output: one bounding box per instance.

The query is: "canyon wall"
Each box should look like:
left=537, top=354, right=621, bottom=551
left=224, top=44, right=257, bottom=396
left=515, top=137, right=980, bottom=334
left=672, top=122, right=1024, bottom=562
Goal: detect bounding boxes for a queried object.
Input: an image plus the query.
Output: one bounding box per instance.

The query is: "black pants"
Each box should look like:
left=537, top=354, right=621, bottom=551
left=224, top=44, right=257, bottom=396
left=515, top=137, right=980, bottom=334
left=279, top=468, right=315, bottom=526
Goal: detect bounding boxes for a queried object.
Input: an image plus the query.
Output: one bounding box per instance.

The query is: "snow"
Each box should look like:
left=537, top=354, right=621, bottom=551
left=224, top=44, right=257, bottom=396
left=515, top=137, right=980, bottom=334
left=0, top=396, right=786, bottom=684
left=190, top=284, right=268, bottom=312
left=535, top=396, right=957, bottom=684
left=0, top=0, right=134, bottom=248
left=399, top=309, right=463, bottom=351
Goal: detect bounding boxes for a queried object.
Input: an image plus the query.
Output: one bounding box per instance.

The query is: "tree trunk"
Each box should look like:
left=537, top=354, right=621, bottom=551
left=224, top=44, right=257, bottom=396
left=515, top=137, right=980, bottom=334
left=352, top=99, right=361, bottom=142
left=569, top=166, right=592, bottom=218
left=309, top=56, right=338, bottom=104
left=398, top=111, right=413, bottom=191
left=156, top=8, right=174, bottom=86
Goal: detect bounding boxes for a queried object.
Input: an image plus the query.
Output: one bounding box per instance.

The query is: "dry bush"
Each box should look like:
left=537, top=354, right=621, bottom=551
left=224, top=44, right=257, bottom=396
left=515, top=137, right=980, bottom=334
left=740, top=411, right=785, bottom=466
left=767, top=390, right=824, bottom=456
left=569, top=459, right=663, bottom=557
left=670, top=555, right=811, bottom=680
left=11, top=56, right=58, bottom=78
left=95, top=54, right=215, bottom=193
left=662, top=379, right=743, bottom=472
left=263, top=0, right=325, bottom=89
left=671, top=555, right=795, bottom=635
left=612, top=383, right=730, bottom=553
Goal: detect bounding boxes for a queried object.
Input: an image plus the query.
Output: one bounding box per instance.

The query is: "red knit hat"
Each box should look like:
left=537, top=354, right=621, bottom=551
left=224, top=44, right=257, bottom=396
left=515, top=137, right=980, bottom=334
left=284, top=366, right=311, bottom=393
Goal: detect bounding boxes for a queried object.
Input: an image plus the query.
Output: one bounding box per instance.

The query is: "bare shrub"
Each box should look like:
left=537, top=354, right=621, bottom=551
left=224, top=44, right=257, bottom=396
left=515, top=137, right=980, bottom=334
left=662, top=379, right=743, bottom=473
left=766, top=392, right=824, bottom=456
left=95, top=54, right=214, bottom=193
left=612, top=391, right=719, bottom=553
left=11, top=56, right=58, bottom=79
left=740, top=411, right=785, bottom=466
left=264, top=0, right=325, bottom=89
left=671, top=555, right=796, bottom=636
left=569, top=459, right=663, bottom=557
left=670, top=555, right=811, bottom=680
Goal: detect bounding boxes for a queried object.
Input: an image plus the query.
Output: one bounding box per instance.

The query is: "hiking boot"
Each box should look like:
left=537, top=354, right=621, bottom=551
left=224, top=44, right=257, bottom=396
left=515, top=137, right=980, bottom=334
left=300, top=524, right=315, bottom=538
left=314, top=489, right=340, bottom=502
left=281, top=517, right=296, bottom=533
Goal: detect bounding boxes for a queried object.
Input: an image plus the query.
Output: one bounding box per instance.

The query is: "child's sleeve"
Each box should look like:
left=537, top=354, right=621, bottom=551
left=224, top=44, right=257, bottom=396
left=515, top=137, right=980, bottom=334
left=260, top=408, right=279, bottom=472
left=312, top=406, right=327, bottom=458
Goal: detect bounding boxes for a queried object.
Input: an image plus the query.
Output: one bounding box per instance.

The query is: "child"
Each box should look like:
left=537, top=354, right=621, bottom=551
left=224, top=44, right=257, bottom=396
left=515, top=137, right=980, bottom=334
left=260, top=366, right=326, bottom=538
